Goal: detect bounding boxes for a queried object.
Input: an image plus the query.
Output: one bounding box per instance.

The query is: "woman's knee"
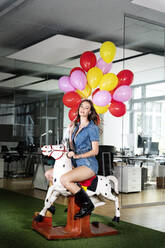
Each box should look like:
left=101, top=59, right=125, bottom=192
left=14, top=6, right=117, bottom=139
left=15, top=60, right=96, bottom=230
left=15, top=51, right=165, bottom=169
left=45, top=169, right=53, bottom=181
left=60, top=174, right=69, bottom=187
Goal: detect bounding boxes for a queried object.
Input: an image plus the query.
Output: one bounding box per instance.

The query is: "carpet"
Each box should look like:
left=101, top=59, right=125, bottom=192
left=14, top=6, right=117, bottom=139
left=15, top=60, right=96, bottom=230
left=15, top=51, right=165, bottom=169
left=0, top=188, right=165, bottom=248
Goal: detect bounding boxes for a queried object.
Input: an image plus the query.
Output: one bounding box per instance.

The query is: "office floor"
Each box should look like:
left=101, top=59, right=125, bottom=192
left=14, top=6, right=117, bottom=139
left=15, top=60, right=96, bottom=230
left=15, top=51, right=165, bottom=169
left=0, top=178, right=165, bottom=233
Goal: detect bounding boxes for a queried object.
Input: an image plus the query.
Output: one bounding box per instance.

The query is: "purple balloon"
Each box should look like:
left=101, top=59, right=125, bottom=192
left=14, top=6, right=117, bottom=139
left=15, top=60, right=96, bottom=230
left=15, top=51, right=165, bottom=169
left=96, top=57, right=112, bottom=74
left=58, top=76, right=75, bottom=92
left=113, top=85, right=132, bottom=102
left=93, top=90, right=111, bottom=106
left=70, top=70, right=87, bottom=90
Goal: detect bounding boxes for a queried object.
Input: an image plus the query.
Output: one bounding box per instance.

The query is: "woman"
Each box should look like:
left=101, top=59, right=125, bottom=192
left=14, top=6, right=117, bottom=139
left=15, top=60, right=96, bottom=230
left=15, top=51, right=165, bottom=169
left=60, top=99, right=100, bottom=219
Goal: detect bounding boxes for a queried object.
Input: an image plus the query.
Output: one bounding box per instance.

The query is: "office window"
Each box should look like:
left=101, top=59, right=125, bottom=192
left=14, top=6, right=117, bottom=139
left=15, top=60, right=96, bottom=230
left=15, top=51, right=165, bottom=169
left=146, top=102, right=153, bottom=112
left=155, top=116, right=161, bottom=137
left=146, top=82, right=165, bottom=97
left=144, top=115, right=152, bottom=135
left=154, top=102, right=161, bottom=112
left=133, top=102, right=142, bottom=111
left=133, top=87, right=142, bottom=99
left=131, top=84, right=165, bottom=154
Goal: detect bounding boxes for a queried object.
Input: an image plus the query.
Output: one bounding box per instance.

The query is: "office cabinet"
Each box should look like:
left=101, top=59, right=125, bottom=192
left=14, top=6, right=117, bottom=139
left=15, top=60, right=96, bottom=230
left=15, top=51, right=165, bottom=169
left=113, top=166, right=141, bottom=193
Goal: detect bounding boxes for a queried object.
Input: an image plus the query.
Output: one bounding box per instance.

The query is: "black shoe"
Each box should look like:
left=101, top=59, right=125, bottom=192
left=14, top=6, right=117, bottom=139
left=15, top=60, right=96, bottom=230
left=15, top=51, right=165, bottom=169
left=74, top=188, right=94, bottom=219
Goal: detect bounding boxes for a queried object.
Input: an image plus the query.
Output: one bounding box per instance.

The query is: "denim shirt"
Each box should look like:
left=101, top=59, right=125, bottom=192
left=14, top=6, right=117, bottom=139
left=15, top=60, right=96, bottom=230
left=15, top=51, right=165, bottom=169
left=72, top=120, right=99, bottom=154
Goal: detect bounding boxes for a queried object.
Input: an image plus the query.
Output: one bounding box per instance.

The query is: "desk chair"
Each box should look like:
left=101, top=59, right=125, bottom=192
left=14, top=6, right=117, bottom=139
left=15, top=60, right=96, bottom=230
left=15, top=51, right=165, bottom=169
left=96, top=145, right=116, bottom=176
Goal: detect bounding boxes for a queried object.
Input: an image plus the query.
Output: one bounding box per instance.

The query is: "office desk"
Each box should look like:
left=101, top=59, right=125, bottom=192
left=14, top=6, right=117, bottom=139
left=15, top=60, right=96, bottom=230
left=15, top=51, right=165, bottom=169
left=0, top=152, right=38, bottom=178
left=114, top=156, right=155, bottom=166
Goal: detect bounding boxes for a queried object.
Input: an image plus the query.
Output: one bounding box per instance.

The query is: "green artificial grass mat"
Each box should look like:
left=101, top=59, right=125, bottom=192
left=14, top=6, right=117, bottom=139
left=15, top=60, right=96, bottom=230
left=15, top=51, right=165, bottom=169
left=0, top=188, right=165, bottom=248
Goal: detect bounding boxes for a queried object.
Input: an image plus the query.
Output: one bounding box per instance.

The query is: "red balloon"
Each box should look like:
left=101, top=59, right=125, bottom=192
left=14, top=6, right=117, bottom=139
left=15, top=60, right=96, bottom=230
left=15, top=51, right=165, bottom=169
left=63, top=92, right=81, bottom=108
left=69, top=106, right=79, bottom=121
left=92, top=88, right=100, bottom=98
left=70, top=67, right=85, bottom=76
left=117, top=69, right=134, bottom=86
left=80, top=51, right=97, bottom=72
left=109, top=101, right=126, bottom=117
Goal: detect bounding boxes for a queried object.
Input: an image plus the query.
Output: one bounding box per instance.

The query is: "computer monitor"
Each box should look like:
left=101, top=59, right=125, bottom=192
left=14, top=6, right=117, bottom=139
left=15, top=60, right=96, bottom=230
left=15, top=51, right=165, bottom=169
left=137, top=135, right=152, bottom=155
left=149, top=142, right=159, bottom=155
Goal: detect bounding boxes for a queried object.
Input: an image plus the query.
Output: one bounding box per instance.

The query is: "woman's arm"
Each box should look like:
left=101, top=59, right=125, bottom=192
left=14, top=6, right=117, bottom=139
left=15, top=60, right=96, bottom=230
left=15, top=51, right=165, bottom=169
left=68, top=122, right=75, bottom=151
left=73, top=141, right=99, bottom=159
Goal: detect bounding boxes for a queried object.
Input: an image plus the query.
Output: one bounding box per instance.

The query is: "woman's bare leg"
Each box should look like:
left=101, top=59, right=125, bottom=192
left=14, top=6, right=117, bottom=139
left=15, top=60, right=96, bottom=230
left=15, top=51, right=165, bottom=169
left=60, top=166, right=95, bottom=194
left=45, top=168, right=53, bottom=184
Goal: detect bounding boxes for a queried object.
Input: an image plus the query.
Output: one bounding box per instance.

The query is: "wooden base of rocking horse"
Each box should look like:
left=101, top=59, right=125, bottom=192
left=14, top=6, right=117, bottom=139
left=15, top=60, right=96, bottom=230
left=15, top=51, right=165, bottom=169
left=32, top=196, right=118, bottom=239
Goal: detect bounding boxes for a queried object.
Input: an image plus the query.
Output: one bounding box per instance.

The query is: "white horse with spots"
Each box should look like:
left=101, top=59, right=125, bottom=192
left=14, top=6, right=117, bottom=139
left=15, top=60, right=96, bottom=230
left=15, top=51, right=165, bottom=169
left=36, top=139, right=120, bottom=222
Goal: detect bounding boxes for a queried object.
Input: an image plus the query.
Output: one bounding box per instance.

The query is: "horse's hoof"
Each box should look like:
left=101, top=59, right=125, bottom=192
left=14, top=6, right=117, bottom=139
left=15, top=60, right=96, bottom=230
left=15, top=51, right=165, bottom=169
left=47, top=205, right=56, bottom=215
left=112, top=216, right=120, bottom=222
left=34, top=214, right=44, bottom=222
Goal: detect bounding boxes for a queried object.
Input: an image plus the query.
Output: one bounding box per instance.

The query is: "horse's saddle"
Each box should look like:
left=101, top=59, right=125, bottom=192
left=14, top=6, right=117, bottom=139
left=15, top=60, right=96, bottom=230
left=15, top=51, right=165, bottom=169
left=79, top=176, right=98, bottom=192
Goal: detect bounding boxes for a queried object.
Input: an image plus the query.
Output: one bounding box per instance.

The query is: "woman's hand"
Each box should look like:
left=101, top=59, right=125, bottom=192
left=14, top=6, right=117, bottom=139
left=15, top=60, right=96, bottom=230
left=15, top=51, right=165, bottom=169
left=67, top=151, right=75, bottom=158
left=67, top=151, right=81, bottom=159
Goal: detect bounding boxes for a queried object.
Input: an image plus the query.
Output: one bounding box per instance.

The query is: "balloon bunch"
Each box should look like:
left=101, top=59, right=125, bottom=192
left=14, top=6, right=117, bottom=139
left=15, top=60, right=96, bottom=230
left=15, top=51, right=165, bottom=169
left=58, top=41, right=134, bottom=121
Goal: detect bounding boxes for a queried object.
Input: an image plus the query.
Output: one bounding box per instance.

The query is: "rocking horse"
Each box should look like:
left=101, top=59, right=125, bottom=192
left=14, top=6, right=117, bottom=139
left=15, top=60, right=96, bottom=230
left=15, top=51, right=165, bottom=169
left=32, top=137, right=120, bottom=239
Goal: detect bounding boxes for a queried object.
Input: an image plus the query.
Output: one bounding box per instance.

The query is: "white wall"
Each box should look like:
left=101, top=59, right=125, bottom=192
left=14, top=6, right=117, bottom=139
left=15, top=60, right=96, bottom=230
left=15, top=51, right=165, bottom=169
left=101, top=112, right=122, bottom=149
left=101, top=110, right=130, bottom=151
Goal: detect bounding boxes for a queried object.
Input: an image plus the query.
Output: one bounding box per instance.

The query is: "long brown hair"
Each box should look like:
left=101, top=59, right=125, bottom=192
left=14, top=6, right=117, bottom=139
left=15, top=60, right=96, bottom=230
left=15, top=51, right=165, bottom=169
left=74, top=99, right=99, bottom=126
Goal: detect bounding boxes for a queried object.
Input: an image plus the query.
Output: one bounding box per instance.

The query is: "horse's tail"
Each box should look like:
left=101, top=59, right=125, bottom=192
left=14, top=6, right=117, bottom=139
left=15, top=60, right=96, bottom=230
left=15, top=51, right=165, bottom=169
left=106, top=175, right=119, bottom=195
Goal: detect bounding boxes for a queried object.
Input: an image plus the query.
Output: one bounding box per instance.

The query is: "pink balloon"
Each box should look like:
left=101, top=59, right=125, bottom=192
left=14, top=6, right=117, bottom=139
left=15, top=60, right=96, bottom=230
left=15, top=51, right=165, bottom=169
left=93, top=90, right=111, bottom=106
left=58, top=76, right=76, bottom=92
left=96, top=57, right=112, bottom=74
left=113, top=85, right=132, bottom=102
left=70, top=70, right=87, bottom=91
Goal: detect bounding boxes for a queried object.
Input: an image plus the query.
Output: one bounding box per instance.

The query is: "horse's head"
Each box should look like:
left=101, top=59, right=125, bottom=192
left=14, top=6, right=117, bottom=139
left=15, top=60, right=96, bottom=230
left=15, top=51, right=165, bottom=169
left=41, top=144, right=67, bottom=160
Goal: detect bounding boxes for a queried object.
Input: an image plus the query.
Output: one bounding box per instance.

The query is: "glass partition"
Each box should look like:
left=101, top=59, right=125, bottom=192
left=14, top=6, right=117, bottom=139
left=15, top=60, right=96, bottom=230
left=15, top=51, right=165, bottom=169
left=120, top=15, right=165, bottom=207
left=0, top=58, right=64, bottom=178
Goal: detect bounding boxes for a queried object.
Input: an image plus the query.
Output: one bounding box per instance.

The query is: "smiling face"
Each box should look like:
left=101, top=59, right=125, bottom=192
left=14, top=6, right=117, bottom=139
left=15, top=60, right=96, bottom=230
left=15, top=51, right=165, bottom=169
left=79, top=101, right=91, bottom=118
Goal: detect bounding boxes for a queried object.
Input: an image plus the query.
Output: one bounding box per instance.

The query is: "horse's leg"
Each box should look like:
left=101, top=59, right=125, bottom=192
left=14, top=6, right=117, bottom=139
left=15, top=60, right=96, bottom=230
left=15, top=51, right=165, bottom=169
left=100, top=188, right=120, bottom=222
left=39, top=190, right=60, bottom=217
left=107, top=175, right=119, bottom=194
left=108, top=194, right=120, bottom=222
left=35, top=187, right=60, bottom=222
left=97, top=176, right=120, bottom=222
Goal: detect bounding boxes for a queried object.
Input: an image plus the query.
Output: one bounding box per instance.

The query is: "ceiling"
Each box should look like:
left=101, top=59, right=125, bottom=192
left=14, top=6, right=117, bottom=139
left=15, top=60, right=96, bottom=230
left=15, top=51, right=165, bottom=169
left=0, top=0, right=165, bottom=96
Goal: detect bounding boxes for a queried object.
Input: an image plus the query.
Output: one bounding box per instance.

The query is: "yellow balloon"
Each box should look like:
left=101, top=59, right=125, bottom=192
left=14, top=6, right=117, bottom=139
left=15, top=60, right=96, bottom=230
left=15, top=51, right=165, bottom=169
left=99, top=73, right=118, bottom=91
left=100, top=41, right=116, bottom=63
left=76, top=83, right=92, bottom=98
left=94, top=104, right=109, bottom=114
left=87, top=67, right=103, bottom=89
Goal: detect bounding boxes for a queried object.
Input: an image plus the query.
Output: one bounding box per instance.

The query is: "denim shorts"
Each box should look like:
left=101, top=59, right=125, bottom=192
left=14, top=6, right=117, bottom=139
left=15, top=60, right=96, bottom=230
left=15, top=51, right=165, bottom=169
left=71, top=156, right=98, bottom=175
